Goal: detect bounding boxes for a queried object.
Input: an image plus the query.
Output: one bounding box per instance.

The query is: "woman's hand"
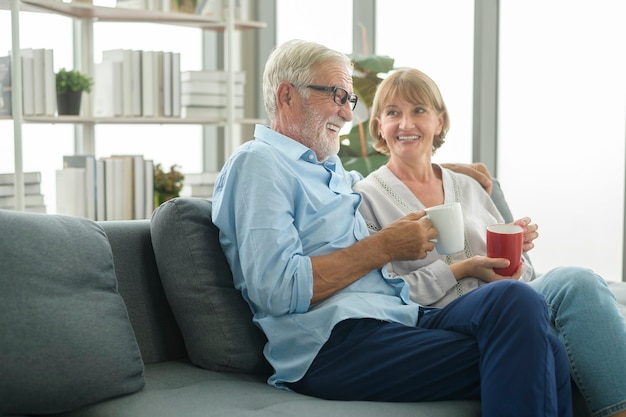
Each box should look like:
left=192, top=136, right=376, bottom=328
left=450, top=256, right=525, bottom=283
left=513, top=217, right=539, bottom=252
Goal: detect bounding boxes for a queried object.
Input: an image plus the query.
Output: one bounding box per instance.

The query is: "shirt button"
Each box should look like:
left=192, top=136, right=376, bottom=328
left=308, top=154, right=314, bottom=160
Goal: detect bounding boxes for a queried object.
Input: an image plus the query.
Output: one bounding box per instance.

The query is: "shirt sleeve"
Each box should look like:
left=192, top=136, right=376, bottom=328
left=212, top=149, right=314, bottom=317
left=386, top=258, right=459, bottom=306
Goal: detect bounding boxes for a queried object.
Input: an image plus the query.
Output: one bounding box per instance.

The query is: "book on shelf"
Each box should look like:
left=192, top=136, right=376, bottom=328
left=181, top=70, right=246, bottom=84
left=132, top=155, right=147, bottom=220
left=115, top=0, right=146, bottom=10
left=180, top=171, right=219, bottom=199
left=0, top=170, right=43, bottom=211
left=0, top=171, right=41, bottom=185
left=180, top=93, right=244, bottom=107
left=181, top=80, right=245, bottom=95
left=22, top=206, right=47, bottom=214
left=0, top=193, right=45, bottom=209
left=96, top=159, right=106, bottom=221
left=181, top=105, right=244, bottom=119
left=184, top=171, right=220, bottom=185
left=63, top=155, right=97, bottom=220
left=31, top=48, right=45, bottom=116
left=43, top=49, right=56, bottom=116
left=0, top=182, right=41, bottom=197
left=108, top=155, right=134, bottom=220
left=55, top=167, right=86, bottom=218
left=141, top=50, right=157, bottom=117
left=93, top=60, right=121, bottom=117
left=102, top=157, right=124, bottom=221
left=99, top=154, right=153, bottom=220
left=102, top=49, right=134, bottom=117
left=144, top=159, right=155, bottom=219
left=20, top=49, right=35, bottom=116
left=156, top=50, right=164, bottom=117
left=131, top=50, right=142, bottom=116
left=171, top=52, right=181, bottom=117
left=162, top=51, right=173, bottom=117
left=19, top=48, right=56, bottom=117
left=180, top=183, right=214, bottom=198
left=0, top=55, right=11, bottom=116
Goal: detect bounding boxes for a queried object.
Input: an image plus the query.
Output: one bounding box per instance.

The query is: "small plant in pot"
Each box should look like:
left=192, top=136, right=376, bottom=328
left=153, top=163, right=185, bottom=208
left=55, top=68, right=93, bottom=116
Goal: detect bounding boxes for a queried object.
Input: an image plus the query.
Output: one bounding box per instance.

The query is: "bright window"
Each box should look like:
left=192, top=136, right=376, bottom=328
left=376, top=0, right=475, bottom=165
left=499, top=0, right=626, bottom=280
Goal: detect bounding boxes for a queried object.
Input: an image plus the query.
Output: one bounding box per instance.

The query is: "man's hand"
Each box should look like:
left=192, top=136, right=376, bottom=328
left=310, top=211, right=437, bottom=304
left=442, top=162, right=493, bottom=195
left=377, top=211, right=438, bottom=261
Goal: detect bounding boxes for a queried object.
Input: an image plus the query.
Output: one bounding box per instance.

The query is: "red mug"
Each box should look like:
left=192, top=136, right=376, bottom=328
left=486, top=224, right=524, bottom=276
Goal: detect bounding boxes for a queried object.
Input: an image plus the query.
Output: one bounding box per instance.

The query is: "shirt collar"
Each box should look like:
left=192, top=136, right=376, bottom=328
left=254, top=124, right=341, bottom=169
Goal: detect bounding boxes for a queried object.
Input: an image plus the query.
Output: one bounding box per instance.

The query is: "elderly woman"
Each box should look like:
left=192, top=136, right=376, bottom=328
left=353, top=67, right=626, bottom=417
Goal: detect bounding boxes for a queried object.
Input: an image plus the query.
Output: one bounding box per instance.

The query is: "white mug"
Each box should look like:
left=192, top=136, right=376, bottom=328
left=424, top=202, right=465, bottom=255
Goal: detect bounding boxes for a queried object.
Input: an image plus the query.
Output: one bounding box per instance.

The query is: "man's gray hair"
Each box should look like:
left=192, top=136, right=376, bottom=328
left=263, top=39, right=353, bottom=121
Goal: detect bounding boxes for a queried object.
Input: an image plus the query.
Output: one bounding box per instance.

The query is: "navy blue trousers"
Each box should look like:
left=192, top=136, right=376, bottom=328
left=289, top=280, right=572, bottom=417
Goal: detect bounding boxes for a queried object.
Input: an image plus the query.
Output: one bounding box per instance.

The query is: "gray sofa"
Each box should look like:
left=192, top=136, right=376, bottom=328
left=1, top=181, right=625, bottom=417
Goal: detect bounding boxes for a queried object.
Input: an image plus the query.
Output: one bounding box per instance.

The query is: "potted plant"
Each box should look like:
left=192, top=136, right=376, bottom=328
left=55, top=68, right=93, bottom=115
left=171, top=0, right=196, bottom=13
left=338, top=53, right=395, bottom=176
left=154, top=163, right=185, bottom=208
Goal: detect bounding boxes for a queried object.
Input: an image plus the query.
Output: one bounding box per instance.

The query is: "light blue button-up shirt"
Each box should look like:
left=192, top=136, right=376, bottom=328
left=212, top=125, right=422, bottom=388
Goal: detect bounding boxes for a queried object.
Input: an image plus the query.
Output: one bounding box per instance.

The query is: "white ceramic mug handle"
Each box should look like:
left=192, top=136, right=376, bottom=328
left=422, top=214, right=438, bottom=243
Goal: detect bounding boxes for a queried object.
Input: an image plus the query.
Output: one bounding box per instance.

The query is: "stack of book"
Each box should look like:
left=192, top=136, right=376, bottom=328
left=0, top=171, right=46, bottom=213
left=56, top=154, right=154, bottom=220
left=94, top=49, right=181, bottom=118
left=180, top=70, right=245, bottom=119
left=180, top=171, right=220, bottom=199
left=12, top=48, right=56, bottom=116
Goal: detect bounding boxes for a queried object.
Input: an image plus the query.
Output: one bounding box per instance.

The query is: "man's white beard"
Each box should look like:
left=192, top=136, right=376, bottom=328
left=301, top=110, right=341, bottom=162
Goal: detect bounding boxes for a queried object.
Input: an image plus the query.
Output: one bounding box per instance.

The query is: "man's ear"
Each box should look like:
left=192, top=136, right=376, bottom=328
left=276, top=81, right=294, bottom=110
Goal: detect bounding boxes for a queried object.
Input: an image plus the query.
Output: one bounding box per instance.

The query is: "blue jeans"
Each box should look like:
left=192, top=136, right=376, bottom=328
left=290, top=280, right=572, bottom=417
left=529, top=266, right=626, bottom=417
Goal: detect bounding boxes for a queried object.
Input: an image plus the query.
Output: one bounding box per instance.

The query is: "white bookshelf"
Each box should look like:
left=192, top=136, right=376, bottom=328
left=3, top=0, right=265, bottom=210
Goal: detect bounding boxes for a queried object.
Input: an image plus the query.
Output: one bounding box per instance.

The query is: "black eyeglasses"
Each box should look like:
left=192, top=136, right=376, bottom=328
left=293, top=84, right=358, bottom=111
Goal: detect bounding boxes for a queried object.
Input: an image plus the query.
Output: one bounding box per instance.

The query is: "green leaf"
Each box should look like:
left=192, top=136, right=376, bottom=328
left=349, top=53, right=395, bottom=75
left=341, top=153, right=388, bottom=177
left=336, top=53, right=395, bottom=177
left=55, top=68, right=93, bottom=94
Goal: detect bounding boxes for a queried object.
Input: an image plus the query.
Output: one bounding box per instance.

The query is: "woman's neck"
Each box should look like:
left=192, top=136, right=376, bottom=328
left=386, top=159, right=444, bottom=208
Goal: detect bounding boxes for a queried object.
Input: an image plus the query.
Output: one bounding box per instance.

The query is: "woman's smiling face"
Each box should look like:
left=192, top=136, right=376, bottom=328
left=378, top=97, right=444, bottom=161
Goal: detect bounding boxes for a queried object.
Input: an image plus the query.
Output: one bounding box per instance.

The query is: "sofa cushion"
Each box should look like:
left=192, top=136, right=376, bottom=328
left=0, top=209, right=145, bottom=416
left=150, top=197, right=271, bottom=375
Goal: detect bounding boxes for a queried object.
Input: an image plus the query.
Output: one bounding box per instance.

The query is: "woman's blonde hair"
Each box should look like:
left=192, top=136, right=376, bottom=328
left=369, top=67, right=450, bottom=156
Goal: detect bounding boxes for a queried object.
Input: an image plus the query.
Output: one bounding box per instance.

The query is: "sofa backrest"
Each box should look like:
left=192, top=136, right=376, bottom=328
left=99, top=177, right=524, bottom=370
left=150, top=198, right=272, bottom=376
left=99, top=220, right=188, bottom=365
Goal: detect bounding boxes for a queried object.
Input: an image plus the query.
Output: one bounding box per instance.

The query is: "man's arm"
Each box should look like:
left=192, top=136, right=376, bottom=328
left=442, top=162, right=493, bottom=195
left=310, top=212, right=437, bottom=303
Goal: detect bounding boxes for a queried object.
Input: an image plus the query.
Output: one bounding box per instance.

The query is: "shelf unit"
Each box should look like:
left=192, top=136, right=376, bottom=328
left=5, top=0, right=266, bottom=210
